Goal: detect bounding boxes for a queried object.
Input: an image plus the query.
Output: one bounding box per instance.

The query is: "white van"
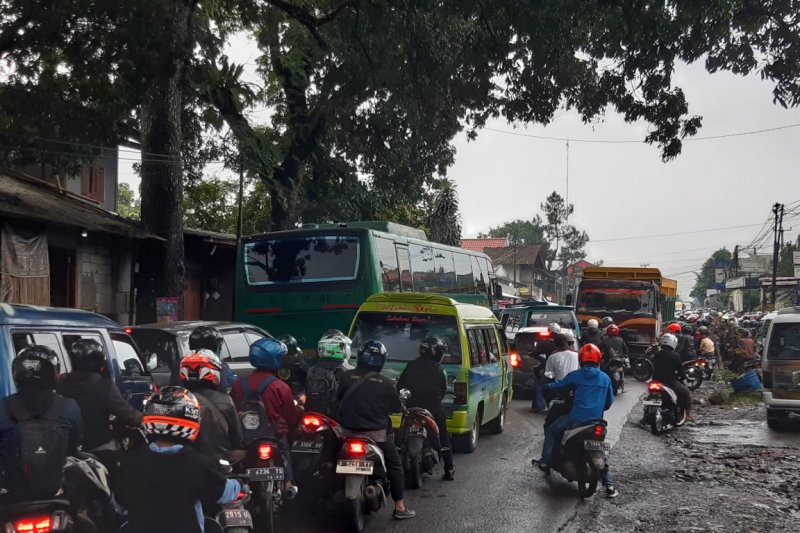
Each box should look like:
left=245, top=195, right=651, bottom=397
left=761, top=307, right=800, bottom=430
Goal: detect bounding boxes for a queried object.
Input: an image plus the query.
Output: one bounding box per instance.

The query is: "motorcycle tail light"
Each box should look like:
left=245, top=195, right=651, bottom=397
left=453, top=381, right=468, bottom=405
left=695, top=360, right=706, bottom=367
left=509, top=353, right=521, bottom=368
left=648, top=381, right=662, bottom=394
left=301, top=414, right=323, bottom=432
left=14, top=516, right=53, bottom=533
left=347, top=440, right=367, bottom=456
left=594, top=425, right=604, bottom=437
left=257, top=443, right=274, bottom=461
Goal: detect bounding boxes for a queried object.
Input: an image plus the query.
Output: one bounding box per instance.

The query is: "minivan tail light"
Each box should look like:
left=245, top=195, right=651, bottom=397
left=453, top=381, right=468, bottom=405
left=509, top=353, right=521, bottom=368
left=14, top=516, right=53, bottom=533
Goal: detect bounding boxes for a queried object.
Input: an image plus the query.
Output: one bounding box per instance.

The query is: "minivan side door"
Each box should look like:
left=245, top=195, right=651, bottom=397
left=466, top=326, right=502, bottom=424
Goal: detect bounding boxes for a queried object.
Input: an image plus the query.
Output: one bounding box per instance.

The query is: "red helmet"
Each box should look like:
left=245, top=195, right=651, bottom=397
left=180, top=350, right=223, bottom=388
left=607, top=324, right=620, bottom=336
left=666, top=323, right=681, bottom=334
left=579, top=343, right=602, bottom=366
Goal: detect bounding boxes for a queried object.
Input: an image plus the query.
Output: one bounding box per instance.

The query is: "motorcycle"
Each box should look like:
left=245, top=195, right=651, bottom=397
left=603, top=355, right=628, bottom=394
left=0, top=498, right=78, bottom=533
left=213, top=459, right=255, bottom=533
left=242, top=439, right=289, bottom=533
left=291, top=412, right=345, bottom=508
left=335, top=435, right=389, bottom=532
left=697, top=355, right=716, bottom=380
left=631, top=344, right=656, bottom=382
left=681, top=359, right=704, bottom=391
left=397, top=389, right=440, bottom=489
left=546, top=418, right=610, bottom=498
left=643, top=380, right=687, bottom=434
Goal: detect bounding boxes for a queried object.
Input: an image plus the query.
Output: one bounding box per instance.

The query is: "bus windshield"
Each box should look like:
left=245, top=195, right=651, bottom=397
left=351, top=312, right=463, bottom=364
left=577, top=287, right=656, bottom=315
left=244, top=235, right=361, bottom=285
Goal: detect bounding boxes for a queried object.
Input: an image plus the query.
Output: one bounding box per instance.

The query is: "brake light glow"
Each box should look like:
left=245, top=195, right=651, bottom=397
left=257, top=443, right=274, bottom=461
left=14, top=516, right=53, bottom=533
left=648, top=381, right=662, bottom=394
left=594, top=425, right=604, bottom=437
left=347, top=440, right=367, bottom=456
left=538, top=331, right=551, bottom=338
left=694, top=360, right=706, bottom=367
left=301, top=414, right=323, bottom=432
left=124, top=327, right=133, bottom=334
left=509, top=353, right=521, bottom=368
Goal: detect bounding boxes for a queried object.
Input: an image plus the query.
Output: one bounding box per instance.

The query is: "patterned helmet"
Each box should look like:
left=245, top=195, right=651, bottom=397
left=142, top=386, right=201, bottom=444
left=318, top=333, right=352, bottom=361
left=180, top=350, right=223, bottom=388
left=602, top=317, right=614, bottom=326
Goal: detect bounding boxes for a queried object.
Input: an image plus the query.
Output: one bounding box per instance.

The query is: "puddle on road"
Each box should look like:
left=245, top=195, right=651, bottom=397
left=687, top=419, right=800, bottom=448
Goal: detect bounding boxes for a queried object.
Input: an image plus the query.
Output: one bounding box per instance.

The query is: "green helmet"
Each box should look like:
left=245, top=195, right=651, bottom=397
left=317, top=333, right=352, bottom=361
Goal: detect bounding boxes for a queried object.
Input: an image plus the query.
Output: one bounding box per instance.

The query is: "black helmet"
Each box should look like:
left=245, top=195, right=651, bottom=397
left=189, top=326, right=223, bottom=354
left=357, top=341, right=387, bottom=371
left=69, top=339, right=105, bottom=373
left=278, top=334, right=302, bottom=357
left=419, top=337, right=447, bottom=363
left=12, top=345, right=60, bottom=390
left=698, top=326, right=709, bottom=335
left=681, top=325, right=692, bottom=335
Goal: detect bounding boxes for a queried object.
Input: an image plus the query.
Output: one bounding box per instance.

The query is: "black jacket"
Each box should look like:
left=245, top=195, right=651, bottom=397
left=396, top=358, right=446, bottom=415
left=652, top=348, right=685, bottom=388
left=57, top=371, right=142, bottom=451
left=191, top=388, right=243, bottom=458
left=580, top=328, right=603, bottom=347
left=336, top=368, right=402, bottom=432
left=676, top=334, right=697, bottom=362
left=600, top=336, right=628, bottom=361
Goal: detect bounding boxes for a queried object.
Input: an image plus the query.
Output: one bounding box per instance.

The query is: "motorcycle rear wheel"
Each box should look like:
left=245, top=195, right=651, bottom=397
left=674, top=408, right=687, bottom=427
left=650, top=410, right=664, bottom=435
left=577, top=466, right=599, bottom=498
left=632, top=359, right=654, bottom=382
left=684, top=367, right=703, bottom=391
left=343, top=494, right=366, bottom=533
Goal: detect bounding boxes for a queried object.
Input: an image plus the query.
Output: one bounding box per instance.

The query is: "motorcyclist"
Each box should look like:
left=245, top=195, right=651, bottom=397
left=337, top=341, right=416, bottom=520
left=231, top=338, right=300, bottom=496
left=677, top=325, right=698, bottom=362
left=179, top=351, right=243, bottom=460
left=580, top=319, right=602, bottom=346
left=544, top=334, right=580, bottom=382
left=276, top=333, right=309, bottom=397
left=601, top=316, right=614, bottom=338
left=188, top=326, right=238, bottom=391
left=698, top=326, right=715, bottom=360
left=536, top=344, right=617, bottom=498
left=563, top=330, right=578, bottom=352
left=114, top=387, right=241, bottom=533
left=0, top=346, right=83, bottom=502
left=304, top=331, right=354, bottom=415
left=57, top=339, right=143, bottom=461
left=531, top=323, right=562, bottom=412
left=396, top=337, right=456, bottom=481
left=665, top=322, right=682, bottom=336
left=600, top=324, right=628, bottom=363
left=652, top=333, right=694, bottom=423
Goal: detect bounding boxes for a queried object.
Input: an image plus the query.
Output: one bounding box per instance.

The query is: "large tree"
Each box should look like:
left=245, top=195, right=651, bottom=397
left=479, top=219, right=545, bottom=246
left=691, top=248, right=733, bottom=302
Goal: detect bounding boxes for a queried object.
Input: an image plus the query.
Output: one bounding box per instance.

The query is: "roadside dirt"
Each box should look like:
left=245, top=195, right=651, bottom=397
left=566, top=382, right=800, bottom=533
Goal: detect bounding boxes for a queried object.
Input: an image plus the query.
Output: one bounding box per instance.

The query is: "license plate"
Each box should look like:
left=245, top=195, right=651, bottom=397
left=292, top=440, right=324, bottom=454
left=336, top=460, right=374, bottom=475
left=584, top=440, right=611, bottom=451
left=247, top=467, right=284, bottom=481
left=643, top=400, right=662, bottom=406
left=408, top=426, right=426, bottom=436
left=218, top=509, right=253, bottom=528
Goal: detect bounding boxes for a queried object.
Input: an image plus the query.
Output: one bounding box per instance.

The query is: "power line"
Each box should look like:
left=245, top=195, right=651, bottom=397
left=484, top=121, right=800, bottom=144
left=591, top=222, right=768, bottom=243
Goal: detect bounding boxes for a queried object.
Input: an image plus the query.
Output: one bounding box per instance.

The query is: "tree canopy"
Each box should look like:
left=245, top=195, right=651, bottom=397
left=691, top=248, right=733, bottom=302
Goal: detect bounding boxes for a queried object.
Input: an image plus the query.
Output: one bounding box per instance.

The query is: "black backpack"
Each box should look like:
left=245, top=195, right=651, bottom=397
left=238, top=376, right=278, bottom=444
left=305, top=365, right=339, bottom=415
left=6, top=394, right=71, bottom=499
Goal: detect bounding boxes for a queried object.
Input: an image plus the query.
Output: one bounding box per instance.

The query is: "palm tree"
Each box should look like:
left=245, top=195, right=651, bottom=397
left=427, top=178, right=462, bottom=246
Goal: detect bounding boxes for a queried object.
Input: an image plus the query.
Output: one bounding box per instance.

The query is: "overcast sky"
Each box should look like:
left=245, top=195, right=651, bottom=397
left=119, top=38, right=800, bottom=300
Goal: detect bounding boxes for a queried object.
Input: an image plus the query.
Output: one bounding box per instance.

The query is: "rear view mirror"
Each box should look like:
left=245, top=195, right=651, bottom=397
left=399, top=388, right=411, bottom=401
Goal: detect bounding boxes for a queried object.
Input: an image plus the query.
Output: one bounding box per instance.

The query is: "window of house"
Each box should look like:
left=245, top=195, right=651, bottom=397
left=376, top=237, right=400, bottom=292
left=81, top=164, right=105, bottom=204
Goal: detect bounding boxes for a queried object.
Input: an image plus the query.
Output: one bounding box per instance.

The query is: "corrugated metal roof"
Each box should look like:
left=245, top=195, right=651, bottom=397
left=460, top=238, right=508, bottom=252
left=0, top=171, right=160, bottom=239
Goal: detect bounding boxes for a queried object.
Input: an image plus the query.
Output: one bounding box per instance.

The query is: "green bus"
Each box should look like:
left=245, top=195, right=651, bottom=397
left=235, top=221, right=497, bottom=354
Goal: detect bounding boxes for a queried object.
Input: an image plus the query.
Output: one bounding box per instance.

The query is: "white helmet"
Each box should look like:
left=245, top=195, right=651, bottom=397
left=659, top=333, right=678, bottom=350
left=562, top=330, right=576, bottom=344
left=602, top=317, right=614, bottom=326
left=587, top=319, right=599, bottom=329
left=548, top=323, right=562, bottom=334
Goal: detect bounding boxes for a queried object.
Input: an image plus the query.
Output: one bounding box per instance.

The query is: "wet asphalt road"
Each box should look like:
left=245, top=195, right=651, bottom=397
left=282, top=381, right=646, bottom=533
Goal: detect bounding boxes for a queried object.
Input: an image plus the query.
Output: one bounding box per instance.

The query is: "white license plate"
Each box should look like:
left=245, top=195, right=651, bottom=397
left=219, top=509, right=253, bottom=528
left=336, top=460, right=374, bottom=475
left=247, top=467, right=284, bottom=481
left=292, top=440, right=324, bottom=454
left=408, top=426, right=426, bottom=436
left=643, top=400, right=662, bottom=406
left=584, top=440, right=611, bottom=451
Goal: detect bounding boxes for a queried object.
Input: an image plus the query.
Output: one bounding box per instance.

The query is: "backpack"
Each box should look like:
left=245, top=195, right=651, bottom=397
left=6, top=394, right=71, bottom=499
left=238, top=376, right=278, bottom=444
left=305, top=365, right=339, bottom=416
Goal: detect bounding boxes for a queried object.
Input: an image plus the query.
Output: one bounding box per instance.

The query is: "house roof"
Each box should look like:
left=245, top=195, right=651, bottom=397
left=0, top=171, right=160, bottom=240
left=184, top=227, right=236, bottom=246
left=484, top=245, right=547, bottom=269
left=460, top=238, right=508, bottom=252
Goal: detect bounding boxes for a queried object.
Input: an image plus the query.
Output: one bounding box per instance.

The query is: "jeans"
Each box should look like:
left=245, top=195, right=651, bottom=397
left=532, top=376, right=554, bottom=411
left=377, top=439, right=405, bottom=502
left=434, top=411, right=454, bottom=471
left=540, top=413, right=578, bottom=465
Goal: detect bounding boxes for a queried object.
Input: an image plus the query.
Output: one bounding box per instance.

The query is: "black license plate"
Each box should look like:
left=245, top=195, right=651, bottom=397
left=218, top=508, right=253, bottom=528
left=292, top=440, right=324, bottom=454
left=247, top=466, right=284, bottom=481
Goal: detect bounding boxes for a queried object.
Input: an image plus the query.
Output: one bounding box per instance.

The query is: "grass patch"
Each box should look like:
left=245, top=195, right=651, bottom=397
left=712, top=368, right=739, bottom=384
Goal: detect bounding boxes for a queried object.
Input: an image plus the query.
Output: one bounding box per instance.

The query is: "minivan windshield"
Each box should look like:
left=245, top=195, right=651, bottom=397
left=767, top=323, right=800, bottom=360
left=351, top=312, right=462, bottom=364
left=526, top=311, right=576, bottom=329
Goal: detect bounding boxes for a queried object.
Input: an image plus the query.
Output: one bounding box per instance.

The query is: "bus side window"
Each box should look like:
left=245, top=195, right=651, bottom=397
left=453, top=253, right=475, bottom=294
left=376, top=237, right=400, bottom=292
left=471, top=256, right=486, bottom=293
left=396, top=246, right=412, bottom=292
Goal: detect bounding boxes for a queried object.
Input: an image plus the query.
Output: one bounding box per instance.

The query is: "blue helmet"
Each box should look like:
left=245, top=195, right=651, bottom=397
left=357, top=341, right=387, bottom=371
left=249, top=338, right=287, bottom=371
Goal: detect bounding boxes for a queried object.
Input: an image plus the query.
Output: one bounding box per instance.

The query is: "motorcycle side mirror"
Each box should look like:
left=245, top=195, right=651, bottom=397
left=399, top=388, right=411, bottom=401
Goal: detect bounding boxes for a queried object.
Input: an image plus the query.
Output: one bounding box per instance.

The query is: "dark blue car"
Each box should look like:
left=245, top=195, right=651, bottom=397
left=0, top=304, right=154, bottom=407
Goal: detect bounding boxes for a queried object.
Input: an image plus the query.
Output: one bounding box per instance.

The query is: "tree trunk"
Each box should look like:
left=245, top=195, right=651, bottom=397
left=139, top=2, right=193, bottom=298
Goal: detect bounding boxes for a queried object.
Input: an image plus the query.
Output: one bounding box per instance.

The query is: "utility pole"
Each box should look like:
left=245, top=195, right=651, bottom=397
left=771, top=202, right=785, bottom=307
left=232, top=155, right=245, bottom=317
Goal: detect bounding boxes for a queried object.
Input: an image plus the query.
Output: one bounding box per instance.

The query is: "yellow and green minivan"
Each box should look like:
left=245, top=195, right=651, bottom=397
left=348, top=293, right=513, bottom=453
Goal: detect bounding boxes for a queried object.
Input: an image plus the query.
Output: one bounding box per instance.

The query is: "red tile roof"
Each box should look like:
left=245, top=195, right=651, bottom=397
left=460, top=238, right=508, bottom=252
